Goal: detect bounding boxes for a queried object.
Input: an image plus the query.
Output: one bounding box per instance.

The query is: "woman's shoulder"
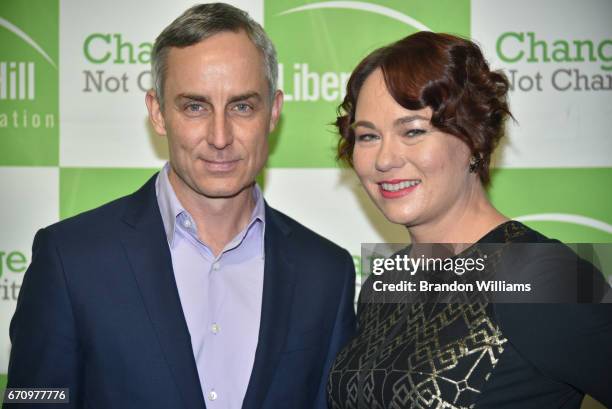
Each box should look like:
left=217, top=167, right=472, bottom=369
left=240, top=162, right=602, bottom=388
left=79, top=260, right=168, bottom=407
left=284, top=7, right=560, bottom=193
left=479, top=220, right=556, bottom=244
left=483, top=221, right=610, bottom=302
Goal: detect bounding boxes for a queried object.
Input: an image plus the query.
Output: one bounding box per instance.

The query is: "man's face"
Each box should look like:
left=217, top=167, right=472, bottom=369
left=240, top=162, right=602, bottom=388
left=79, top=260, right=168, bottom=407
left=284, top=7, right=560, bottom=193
left=147, top=30, right=282, bottom=199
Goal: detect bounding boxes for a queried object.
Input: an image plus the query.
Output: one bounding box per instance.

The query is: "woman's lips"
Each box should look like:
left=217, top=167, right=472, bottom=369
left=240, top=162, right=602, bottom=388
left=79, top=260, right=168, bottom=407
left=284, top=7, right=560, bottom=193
left=378, top=179, right=421, bottom=198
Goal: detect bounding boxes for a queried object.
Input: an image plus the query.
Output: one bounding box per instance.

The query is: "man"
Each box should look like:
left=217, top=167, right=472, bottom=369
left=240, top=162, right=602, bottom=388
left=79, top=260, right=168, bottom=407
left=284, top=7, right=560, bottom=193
left=5, top=4, right=356, bottom=409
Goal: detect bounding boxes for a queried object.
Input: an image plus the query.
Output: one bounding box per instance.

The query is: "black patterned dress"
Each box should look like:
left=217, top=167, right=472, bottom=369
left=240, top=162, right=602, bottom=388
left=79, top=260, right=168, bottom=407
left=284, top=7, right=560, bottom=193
left=327, top=221, right=612, bottom=409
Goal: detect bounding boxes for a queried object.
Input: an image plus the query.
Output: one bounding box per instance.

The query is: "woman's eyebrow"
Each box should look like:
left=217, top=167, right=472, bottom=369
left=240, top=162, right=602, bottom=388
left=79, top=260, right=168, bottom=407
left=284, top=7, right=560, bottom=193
left=394, top=115, right=429, bottom=126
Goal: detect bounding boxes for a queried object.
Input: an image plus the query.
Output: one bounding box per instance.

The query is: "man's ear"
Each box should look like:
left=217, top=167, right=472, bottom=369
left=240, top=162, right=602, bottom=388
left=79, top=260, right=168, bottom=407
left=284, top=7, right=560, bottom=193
left=145, top=90, right=167, bottom=136
left=269, top=89, right=284, bottom=133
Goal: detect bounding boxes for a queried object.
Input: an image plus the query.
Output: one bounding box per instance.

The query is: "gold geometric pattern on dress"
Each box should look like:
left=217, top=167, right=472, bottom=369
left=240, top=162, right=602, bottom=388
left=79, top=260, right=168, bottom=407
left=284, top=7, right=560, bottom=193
left=328, top=302, right=507, bottom=409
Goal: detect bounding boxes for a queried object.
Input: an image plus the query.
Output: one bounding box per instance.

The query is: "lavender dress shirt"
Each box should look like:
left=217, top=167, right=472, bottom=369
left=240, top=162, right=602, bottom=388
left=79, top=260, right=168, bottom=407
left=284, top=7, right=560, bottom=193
left=155, top=164, right=265, bottom=409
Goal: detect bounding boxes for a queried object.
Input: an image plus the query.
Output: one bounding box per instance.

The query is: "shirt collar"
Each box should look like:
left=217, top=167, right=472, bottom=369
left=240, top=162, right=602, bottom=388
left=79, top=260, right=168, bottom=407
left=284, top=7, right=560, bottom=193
left=155, top=163, right=266, bottom=248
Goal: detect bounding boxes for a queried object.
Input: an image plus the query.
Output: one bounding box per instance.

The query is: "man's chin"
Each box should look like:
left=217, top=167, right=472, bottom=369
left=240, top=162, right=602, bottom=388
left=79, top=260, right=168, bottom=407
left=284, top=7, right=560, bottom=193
left=197, top=182, right=255, bottom=200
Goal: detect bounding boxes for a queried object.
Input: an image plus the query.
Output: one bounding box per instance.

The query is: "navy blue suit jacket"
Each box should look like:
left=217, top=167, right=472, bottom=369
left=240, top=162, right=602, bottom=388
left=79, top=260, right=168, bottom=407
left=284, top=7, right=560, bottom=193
left=5, top=175, right=356, bottom=409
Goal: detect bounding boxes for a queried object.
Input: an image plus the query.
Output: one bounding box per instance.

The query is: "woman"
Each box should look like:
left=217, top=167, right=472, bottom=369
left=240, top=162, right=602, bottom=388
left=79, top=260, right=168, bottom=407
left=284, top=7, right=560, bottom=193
left=327, top=32, right=611, bottom=409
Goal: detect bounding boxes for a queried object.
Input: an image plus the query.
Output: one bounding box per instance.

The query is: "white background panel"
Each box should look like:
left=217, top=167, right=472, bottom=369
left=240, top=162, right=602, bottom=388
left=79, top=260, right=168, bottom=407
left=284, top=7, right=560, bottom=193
left=59, top=0, right=264, bottom=168
left=472, top=0, right=612, bottom=168
left=0, top=167, right=59, bottom=371
left=263, top=168, right=408, bottom=257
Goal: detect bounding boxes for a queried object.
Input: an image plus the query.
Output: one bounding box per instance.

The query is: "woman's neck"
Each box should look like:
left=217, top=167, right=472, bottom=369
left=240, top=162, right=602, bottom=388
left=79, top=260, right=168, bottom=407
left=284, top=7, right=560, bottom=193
left=407, top=184, right=508, bottom=248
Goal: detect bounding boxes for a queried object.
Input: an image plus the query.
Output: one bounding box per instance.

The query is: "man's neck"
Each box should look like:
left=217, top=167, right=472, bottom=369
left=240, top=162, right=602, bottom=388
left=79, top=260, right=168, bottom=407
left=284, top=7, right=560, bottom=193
left=168, top=170, right=257, bottom=256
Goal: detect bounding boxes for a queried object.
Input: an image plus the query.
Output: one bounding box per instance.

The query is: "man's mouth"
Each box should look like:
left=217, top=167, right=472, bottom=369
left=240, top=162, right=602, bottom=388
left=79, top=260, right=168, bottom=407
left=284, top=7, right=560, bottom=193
left=202, top=158, right=240, bottom=172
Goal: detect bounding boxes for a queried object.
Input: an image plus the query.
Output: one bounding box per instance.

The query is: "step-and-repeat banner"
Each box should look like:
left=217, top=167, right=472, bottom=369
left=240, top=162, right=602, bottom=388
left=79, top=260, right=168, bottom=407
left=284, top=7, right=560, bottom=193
left=1, top=0, right=611, bottom=402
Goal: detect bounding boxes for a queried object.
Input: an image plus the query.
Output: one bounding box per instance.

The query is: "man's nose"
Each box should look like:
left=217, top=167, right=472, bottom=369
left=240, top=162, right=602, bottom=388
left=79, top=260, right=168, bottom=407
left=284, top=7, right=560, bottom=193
left=207, top=111, right=234, bottom=149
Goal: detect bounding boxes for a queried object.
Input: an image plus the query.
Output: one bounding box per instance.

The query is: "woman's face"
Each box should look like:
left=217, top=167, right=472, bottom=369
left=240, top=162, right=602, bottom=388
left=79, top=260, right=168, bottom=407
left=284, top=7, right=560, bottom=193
left=352, top=68, right=474, bottom=228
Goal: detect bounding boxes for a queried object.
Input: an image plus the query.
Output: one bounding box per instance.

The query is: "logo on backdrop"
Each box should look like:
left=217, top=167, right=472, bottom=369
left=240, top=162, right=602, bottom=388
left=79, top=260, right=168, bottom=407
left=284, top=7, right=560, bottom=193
left=515, top=213, right=612, bottom=236
left=0, top=0, right=59, bottom=166
left=82, top=33, right=152, bottom=93
left=0, top=249, right=27, bottom=302
left=275, top=1, right=435, bottom=102
left=275, top=1, right=435, bottom=103
left=496, top=32, right=611, bottom=92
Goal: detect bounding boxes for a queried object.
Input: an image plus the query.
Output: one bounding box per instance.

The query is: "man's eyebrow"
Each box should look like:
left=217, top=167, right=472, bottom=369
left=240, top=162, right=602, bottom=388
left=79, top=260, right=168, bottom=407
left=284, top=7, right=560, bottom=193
left=227, top=92, right=262, bottom=104
left=175, top=92, right=262, bottom=105
left=176, top=94, right=211, bottom=104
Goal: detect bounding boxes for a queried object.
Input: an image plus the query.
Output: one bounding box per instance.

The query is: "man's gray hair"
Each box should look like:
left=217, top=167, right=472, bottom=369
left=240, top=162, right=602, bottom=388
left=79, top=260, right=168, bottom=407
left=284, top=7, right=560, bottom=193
left=151, top=3, right=278, bottom=107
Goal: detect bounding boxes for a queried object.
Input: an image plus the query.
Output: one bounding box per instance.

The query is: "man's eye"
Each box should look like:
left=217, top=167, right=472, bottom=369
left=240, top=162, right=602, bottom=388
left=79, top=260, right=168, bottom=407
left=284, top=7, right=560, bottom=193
left=233, top=103, right=253, bottom=113
left=405, top=129, right=426, bottom=138
left=185, top=103, right=203, bottom=113
left=356, top=133, right=379, bottom=142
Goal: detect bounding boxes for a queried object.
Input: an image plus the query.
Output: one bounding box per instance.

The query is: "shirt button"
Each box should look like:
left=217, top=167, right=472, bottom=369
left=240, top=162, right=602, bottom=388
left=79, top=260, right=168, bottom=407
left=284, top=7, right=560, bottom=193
left=212, top=262, right=220, bottom=271
left=211, top=323, right=220, bottom=334
left=208, top=390, right=218, bottom=401
left=182, top=218, right=192, bottom=229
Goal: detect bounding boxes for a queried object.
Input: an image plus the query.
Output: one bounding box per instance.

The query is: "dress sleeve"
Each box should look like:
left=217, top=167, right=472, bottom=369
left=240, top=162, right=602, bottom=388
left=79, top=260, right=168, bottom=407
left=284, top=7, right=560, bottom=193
left=494, top=241, right=612, bottom=406
left=495, top=302, right=612, bottom=407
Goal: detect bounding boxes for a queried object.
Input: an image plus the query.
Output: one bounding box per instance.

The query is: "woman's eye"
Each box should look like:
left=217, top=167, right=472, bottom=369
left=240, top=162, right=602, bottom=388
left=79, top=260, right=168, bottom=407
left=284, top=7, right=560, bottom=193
left=356, top=133, right=379, bottom=142
left=405, top=128, right=426, bottom=138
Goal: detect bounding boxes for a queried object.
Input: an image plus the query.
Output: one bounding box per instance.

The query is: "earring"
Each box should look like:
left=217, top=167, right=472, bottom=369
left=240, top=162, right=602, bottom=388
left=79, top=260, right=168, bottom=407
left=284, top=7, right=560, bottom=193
left=469, top=155, right=481, bottom=173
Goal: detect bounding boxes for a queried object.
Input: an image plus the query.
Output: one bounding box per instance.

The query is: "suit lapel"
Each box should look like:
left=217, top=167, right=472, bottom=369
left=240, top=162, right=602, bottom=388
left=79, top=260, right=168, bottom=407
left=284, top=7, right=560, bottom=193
left=119, top=175, right=206, bottom=409
left=242, top=205, right=297, bottom=409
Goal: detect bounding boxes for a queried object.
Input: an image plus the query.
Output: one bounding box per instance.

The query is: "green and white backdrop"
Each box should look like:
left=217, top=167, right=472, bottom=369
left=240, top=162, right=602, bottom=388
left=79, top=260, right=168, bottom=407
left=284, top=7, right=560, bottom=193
left=1, top=0, right=611, bottom=402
